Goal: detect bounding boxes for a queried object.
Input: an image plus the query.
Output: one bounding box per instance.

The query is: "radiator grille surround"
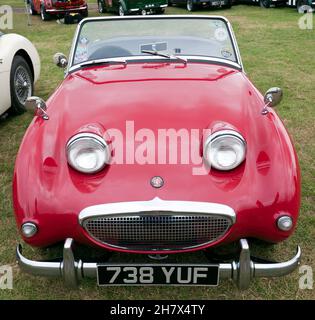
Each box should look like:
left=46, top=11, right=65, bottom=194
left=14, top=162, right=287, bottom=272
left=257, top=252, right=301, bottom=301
left=79, top=198, right=236, bottom=252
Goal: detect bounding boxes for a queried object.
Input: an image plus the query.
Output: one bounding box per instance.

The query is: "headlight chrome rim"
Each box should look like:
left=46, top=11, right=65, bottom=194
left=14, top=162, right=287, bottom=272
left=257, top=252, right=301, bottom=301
left=66, top=132, right=110, bottom=174
left=277, top=215, right=293, bottom=232
left=21, top=222, right=38, bottom=238
left=204, top=130, right=246, bottom=171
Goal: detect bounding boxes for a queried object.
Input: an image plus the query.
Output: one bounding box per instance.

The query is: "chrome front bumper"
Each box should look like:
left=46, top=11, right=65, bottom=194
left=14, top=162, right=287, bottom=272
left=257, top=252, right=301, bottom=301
left=46, top=6, right=87, bottom=13
left=16, top=239, right=301, bottom=290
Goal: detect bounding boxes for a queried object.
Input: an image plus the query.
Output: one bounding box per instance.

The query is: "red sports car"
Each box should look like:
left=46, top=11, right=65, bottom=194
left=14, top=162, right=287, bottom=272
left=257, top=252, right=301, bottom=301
left=28, top=0, right=88, bottom=21
left=15, top=16, right=301, bottom=289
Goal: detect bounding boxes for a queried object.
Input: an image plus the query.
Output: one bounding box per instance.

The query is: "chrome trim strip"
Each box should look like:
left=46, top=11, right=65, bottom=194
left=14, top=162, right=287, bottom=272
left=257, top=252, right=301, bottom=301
left=16, top=239, right=301, bottom=289
left=68, top=55, right=242, bottom=74
left=67, top=15, right=244, bottom=75
left=46, top=6, right=87, bottom=12
left=203, top=129, right=246, bottom=151
left=67, top=132, right=106, bottom=146
left=78, top=197, right=236, bottom=225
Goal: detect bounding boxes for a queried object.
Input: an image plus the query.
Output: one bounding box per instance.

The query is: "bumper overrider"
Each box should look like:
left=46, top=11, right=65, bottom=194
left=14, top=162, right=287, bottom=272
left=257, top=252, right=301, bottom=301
left=16, top=238, right=301, bottom=289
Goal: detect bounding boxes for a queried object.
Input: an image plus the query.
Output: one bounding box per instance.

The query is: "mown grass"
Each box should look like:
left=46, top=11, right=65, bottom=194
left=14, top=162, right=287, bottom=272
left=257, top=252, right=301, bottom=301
left=0, top=3, right=314, bottom=299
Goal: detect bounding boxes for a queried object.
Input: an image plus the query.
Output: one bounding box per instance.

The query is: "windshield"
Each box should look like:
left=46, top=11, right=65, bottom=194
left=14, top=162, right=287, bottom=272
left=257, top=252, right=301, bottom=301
left=71, top=17, right=239, bottom=68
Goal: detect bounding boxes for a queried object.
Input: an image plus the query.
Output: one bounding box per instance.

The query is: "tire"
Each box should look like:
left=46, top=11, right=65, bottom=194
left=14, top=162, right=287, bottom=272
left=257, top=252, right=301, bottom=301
left=10, top=56, right=33, bottom=115
left=98, top=0, right=106, bottom=13
left=274, top=0, right=286, bottom=7
left=155, top=8, right=165, bottom=14
left=40, top=5, right=51, bottom=21
left=28, top=0, right=37, bottom=15
left=223, top=0, right=232, bottom=8
left=260, top=0, right=270, bottom=8
left=64, top=14, right=71, bottom=24
left=81, top=8, right=88, bottom=17
left=187, top=0, right=196, bottom=11
left=297, top=0, right=311, bottom=13
left=118, top=4, right=125, bottom=16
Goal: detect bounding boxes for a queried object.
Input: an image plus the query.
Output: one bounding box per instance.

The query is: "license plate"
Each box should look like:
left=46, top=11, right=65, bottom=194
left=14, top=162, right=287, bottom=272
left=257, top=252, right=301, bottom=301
left=97, top=264, right=219, bottom=286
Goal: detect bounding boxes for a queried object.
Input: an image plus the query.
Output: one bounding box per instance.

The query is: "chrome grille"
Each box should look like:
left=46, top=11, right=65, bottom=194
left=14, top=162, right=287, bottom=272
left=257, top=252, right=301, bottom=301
left=83, top=213, right=232, bottom=251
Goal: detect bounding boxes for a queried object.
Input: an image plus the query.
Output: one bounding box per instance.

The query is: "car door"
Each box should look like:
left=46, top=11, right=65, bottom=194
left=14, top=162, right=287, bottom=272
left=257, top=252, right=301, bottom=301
left=172, top=0, right=185, bottom=4
left=33, top=0, right=41, bottom=12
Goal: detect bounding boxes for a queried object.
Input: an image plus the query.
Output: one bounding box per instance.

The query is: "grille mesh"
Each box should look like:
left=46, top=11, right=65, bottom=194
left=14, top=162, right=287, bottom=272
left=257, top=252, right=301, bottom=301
left=83, top=213, right=232, bottom=251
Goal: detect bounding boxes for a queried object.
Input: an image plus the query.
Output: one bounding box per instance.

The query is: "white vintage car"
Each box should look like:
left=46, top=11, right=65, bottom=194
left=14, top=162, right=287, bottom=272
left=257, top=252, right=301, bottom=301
left=0, top=32, right=40, bottom=115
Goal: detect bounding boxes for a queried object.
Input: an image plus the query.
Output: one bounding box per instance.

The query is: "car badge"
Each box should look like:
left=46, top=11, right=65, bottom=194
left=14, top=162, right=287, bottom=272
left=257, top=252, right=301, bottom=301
left=150, top=176, right=164, bottom=188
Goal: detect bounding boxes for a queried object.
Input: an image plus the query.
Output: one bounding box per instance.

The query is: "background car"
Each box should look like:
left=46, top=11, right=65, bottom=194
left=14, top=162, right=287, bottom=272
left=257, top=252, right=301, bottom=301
left=238, top=0, right=285, bottom=8
left=0, top=32, right=40, bottom=116
left=169, top=0, right=232, bottom=11
left=27, top=0, right=88, bottom=21
left=97, top=0, right=168, bottom=15
left=287, top=0, right=314, bottom=12
left=239, top=0, right=314, bottom=11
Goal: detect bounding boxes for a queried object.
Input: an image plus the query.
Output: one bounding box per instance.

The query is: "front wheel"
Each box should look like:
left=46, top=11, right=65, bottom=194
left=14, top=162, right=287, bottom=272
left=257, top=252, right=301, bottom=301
left=297, top=0, right=311, bottom=13
left=186, top=0, right=196, bottom=11
left=155, top=8, right=165, bottom=14
left=81, top=8, right=88, bottom=17
left=223, top=0, right=232, bottom=8
left=260, top=0, right=270, bottom=8
left=10, top=55, right=33, bottom=115
left=98, top=0, right=106, bottom=13
left=28, top=0, right=37, bottom=15
left=40, top=5, right=50, bottom=21
left=118, top=5, right=125, bottom=16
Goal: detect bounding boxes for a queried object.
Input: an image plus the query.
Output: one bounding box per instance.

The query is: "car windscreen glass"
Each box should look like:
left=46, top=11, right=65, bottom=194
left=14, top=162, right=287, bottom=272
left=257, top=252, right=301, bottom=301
left=72, top=18, right=238, bottom=66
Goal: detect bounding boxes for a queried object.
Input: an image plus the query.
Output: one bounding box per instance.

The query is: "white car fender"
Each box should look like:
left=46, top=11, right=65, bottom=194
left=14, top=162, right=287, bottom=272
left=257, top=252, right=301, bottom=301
left=0, top=33, right=40, bottom=115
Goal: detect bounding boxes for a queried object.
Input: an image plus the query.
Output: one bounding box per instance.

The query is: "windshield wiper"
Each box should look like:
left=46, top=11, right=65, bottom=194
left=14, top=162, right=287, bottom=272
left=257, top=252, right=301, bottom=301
left=79, top=58, right=127, bottom=68
left=141, top=50, right=187, bottom=65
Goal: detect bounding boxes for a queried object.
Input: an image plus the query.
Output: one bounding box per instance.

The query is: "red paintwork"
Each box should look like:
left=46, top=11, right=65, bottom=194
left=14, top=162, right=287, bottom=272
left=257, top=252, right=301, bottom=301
left=13, top=62, right=301, bottom=254
left=32, top=0, right=87, bottom=15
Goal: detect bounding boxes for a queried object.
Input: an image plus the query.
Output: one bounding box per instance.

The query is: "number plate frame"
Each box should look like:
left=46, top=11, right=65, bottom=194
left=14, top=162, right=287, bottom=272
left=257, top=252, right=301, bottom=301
left=97, top=264, right=219, bottom=286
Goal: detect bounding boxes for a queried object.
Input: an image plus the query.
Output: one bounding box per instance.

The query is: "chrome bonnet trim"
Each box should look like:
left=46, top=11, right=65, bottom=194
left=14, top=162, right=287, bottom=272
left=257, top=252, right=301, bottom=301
left=78, top=197, right=236, bottom=225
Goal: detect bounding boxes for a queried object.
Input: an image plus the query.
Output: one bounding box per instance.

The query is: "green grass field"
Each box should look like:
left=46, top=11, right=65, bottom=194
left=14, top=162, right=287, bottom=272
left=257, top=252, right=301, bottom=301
left=0, top=1, right=314, bottom=299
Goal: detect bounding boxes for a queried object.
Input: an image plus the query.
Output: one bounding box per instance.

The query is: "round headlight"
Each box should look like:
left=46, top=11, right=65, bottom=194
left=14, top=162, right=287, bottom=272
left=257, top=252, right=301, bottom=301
left=66, top=133, right=110, bottom=173
left=204, top=130, right=246, bottom=171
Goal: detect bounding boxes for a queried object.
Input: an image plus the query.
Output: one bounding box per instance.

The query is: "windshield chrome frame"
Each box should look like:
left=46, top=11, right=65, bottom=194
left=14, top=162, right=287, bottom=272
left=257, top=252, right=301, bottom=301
left=67, top=15, right=244, bottom=75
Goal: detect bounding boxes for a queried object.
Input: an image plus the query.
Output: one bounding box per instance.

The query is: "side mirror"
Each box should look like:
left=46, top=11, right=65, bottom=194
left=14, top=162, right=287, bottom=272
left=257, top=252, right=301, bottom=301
left=25, top=96, right=49, bottom=120
left=262, top=87, right=283, bottom=115
left=53, top=52, right=68, bottom=68
left=264, top=87, right=283, bottom=108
